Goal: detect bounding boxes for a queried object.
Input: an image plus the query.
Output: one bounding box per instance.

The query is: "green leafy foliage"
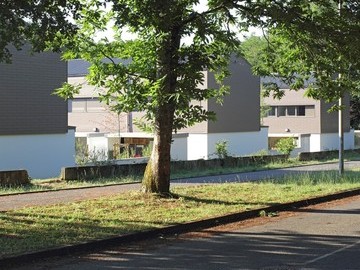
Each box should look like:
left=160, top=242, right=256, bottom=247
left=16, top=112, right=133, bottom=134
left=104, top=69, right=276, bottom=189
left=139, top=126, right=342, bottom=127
left=350, top=94, right=360, bottom=129
left=275, top=137, right=296, bottom=156
left=215, top=140, right=229, bottom=159
left=0, top=0, right=80, bottom=62
left=59, top=1, right=242, bottom=133
left=52, top=0, right=360, bottom=193
left=242, top=2, right=360, bottom=104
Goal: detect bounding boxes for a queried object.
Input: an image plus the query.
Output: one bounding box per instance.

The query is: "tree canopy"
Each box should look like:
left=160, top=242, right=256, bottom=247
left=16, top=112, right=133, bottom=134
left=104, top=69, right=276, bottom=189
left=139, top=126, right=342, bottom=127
left=2, top=1, right=359, bottom=193
left=53, top=0, right=360, bottom=193
left=57, top=0, right=246, bottom=193
left=246, top=1, right=360, bottom=104
left=0, top=0, right=80, bottom=62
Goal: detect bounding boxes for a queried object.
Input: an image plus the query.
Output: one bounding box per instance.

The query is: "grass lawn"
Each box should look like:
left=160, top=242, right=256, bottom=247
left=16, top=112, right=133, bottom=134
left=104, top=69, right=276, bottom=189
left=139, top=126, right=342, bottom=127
left=1, top=152, right=359, bottom=195
left=1, top=170, right=360, bottom=258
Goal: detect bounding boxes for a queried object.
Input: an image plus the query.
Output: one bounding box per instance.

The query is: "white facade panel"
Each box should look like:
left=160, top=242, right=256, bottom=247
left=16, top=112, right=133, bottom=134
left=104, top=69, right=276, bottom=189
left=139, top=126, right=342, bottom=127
left=0, top=130, right=75, bottom=179
left=86, top=133, right=110, bottom=160
left=207, top=128, right=268, bottom=158
left=171, top=136, right=188, bottom=161
left=186, top=128, right=268, bottom=160
left=309, top=134, right=321, bottom=152
left=318, top=130, right=355, bottom=151
left=309, top=131, right=355, bottom=152
left=187, top=134, right=209, bottom=160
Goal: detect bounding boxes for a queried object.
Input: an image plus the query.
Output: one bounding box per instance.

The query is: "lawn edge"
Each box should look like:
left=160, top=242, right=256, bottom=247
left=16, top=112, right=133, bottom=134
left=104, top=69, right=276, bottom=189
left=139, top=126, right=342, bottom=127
left=0, top=160, right=341, bottom=197
left=1, top=187, right=359, bottom=268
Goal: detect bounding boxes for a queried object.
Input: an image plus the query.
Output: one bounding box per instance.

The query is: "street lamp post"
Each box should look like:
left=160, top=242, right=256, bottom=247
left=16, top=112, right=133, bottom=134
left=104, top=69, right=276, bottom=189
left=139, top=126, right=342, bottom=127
left=338, top=0, right=344, bottom=176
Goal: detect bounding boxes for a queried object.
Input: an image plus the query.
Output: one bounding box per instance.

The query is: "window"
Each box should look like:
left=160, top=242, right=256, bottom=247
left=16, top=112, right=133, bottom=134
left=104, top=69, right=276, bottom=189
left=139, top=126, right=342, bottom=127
left=297, top=106, right=306, bottom=116
left=267, top=106, right=276, bottom=116
left=69, top=98, right=106, bottom=113
left=265, top=105, right=315, bottom=117
left=71, top=99, right=87, bottom=112
left=287, top=106, right=296, bottom=116
left=278, top=106, right=286, bottom=116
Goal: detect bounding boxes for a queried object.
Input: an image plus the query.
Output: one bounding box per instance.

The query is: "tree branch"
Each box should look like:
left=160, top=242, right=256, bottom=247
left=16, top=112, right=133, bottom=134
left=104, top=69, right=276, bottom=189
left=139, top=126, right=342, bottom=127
left=99, top=48, right=155, bottom=81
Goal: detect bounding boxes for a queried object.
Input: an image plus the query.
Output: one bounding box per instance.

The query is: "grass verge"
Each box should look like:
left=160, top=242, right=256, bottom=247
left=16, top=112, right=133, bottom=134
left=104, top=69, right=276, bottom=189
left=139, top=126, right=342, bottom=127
left=0, top=170, right=359, bottom=259
left=1, top=153, right=358, bottom=195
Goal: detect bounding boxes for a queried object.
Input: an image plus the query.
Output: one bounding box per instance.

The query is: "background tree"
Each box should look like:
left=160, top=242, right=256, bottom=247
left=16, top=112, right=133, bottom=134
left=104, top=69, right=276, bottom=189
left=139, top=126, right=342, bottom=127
left=0, top=0, right=80, bottom=62
left=241, top=1, right=360, bottom=174
left=350, top=95, right=360, bottom=129
left=240, top=34, right=268, bottom=71
left=253, top=2, right=360, bottom=102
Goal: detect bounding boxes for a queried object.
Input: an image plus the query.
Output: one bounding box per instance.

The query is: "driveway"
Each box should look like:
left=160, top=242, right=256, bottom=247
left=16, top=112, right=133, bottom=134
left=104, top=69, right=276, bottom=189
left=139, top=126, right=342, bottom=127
left=11, top=195, right=360, bottom=269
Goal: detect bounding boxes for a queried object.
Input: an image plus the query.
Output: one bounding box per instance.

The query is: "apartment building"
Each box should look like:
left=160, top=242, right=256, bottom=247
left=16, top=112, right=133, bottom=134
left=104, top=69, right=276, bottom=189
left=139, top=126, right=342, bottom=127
left=262, top=77, right=354, bottom=155
left=68, top=56, right=268, bottom=161
left=0, top=46, right=75, bottom=178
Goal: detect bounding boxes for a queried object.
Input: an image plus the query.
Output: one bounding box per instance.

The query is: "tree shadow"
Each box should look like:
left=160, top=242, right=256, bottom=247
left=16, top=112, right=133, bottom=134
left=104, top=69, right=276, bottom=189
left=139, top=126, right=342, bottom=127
left=40, top=230, right=360, bottom=270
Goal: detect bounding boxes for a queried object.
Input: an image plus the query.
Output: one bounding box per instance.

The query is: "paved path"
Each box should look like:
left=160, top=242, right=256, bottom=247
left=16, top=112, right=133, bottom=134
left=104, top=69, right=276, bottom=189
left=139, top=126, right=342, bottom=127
left=1, top=161, right=359, bottom=212
left=11, top=195, right=360, bottom=269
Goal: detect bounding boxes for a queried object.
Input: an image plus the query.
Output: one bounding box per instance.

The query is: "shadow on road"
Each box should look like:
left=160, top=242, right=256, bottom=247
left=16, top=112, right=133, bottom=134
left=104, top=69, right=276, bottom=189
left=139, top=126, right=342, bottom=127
left=74, top=230, right=360, bottom=270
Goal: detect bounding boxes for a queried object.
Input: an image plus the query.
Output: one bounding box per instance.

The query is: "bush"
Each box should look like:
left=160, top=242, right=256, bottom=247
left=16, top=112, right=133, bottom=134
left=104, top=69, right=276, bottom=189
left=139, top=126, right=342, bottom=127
left=215, top=140, right=229, bottom=159
left=275, top=137, right=296, bottom=156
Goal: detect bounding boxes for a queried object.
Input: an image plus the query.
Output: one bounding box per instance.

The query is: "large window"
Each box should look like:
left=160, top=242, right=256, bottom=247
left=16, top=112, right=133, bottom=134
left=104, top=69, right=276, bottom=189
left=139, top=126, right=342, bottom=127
left=266, top=105, right=315, bottom=117
left=68, top=98, right=106, bottom=113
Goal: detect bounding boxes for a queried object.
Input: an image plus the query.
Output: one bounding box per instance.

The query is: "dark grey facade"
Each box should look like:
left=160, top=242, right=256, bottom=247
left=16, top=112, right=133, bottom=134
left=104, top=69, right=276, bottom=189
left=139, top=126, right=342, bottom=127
left=182, top=56, right=261, bottom=134
left=208, top=57, right=260, bottom=133
left=0, top=46, right=68, bottom=135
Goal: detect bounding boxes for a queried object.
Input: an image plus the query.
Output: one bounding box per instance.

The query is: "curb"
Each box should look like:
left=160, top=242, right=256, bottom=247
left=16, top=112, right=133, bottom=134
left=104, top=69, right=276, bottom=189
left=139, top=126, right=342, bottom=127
left=1, top=188, right=359, bottom=268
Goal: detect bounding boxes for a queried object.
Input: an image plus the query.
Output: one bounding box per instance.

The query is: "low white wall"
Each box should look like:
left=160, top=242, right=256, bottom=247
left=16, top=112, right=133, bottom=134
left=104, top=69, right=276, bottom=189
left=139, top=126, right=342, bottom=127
left=86, top=133, right=110, bottom=160
left=0, top=130, right=75, bottom=179
left=207, top=128, right=268, bottom=158
left=310, top=130, right=355, bottom=152
left=186, top=128, right=268, bottom=160
left=187, top=134, right=208, bottom=160
left=171, top=135, right=188, bottom=161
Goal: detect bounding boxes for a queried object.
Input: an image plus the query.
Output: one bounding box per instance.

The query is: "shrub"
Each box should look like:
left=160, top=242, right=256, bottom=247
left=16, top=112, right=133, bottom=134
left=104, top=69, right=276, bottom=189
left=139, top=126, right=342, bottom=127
left=275, top=137, right=296, bottom=156
left=215, top=140, right=229, bottom=159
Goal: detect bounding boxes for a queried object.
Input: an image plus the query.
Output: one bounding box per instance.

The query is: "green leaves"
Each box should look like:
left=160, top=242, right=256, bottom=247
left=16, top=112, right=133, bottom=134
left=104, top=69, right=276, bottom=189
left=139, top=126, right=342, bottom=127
left=240, top=1, right=360, bottom=103
left=57, top=0, right=247, bottom=135
left=54, top=83, right=81, bottom=100
left=0, top=0, right=81, bottom=62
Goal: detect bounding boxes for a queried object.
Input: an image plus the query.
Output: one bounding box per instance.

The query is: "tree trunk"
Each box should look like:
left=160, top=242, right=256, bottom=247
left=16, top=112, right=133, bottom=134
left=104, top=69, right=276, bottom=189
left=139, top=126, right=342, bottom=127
left=142, top=103, right=174, bottom=194
left=141, top=24, right=181, bottom=194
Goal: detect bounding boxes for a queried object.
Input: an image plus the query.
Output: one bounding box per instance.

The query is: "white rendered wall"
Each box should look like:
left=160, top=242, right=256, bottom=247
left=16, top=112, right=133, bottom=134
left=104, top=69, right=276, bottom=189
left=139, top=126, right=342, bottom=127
left=207, top=128, right=268, bottom=158
left=310, top=130, right=355, bottom=152
left=86, top=133, right=110, bottom=160
left=0, top=130, right=75, bottom=179
left=171, top=136, right=188, bottom=161
left=187, top=134, right=209, bottom=160
left=186, top=128, right=268, bottom=160
left=309, top=134, right=322, bottom=152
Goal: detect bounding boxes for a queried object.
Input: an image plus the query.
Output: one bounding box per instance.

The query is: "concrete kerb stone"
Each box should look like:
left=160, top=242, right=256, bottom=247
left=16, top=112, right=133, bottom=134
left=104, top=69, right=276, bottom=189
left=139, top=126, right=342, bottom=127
left=1, top=188, right=359, bottom=269
left=0, top=170, right=30, bottom=186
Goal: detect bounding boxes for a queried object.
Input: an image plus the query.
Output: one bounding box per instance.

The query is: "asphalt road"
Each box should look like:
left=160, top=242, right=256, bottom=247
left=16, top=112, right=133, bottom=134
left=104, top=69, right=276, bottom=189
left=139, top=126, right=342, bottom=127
left=11, top=195, right=360, bottom=270
left=1, top=161, right=360, bottom=212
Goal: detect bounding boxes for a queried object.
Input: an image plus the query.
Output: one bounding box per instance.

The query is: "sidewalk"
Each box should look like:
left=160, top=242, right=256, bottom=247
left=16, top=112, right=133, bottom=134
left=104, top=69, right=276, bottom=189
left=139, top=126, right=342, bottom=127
left=1, top=161, right=359, bottom=212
